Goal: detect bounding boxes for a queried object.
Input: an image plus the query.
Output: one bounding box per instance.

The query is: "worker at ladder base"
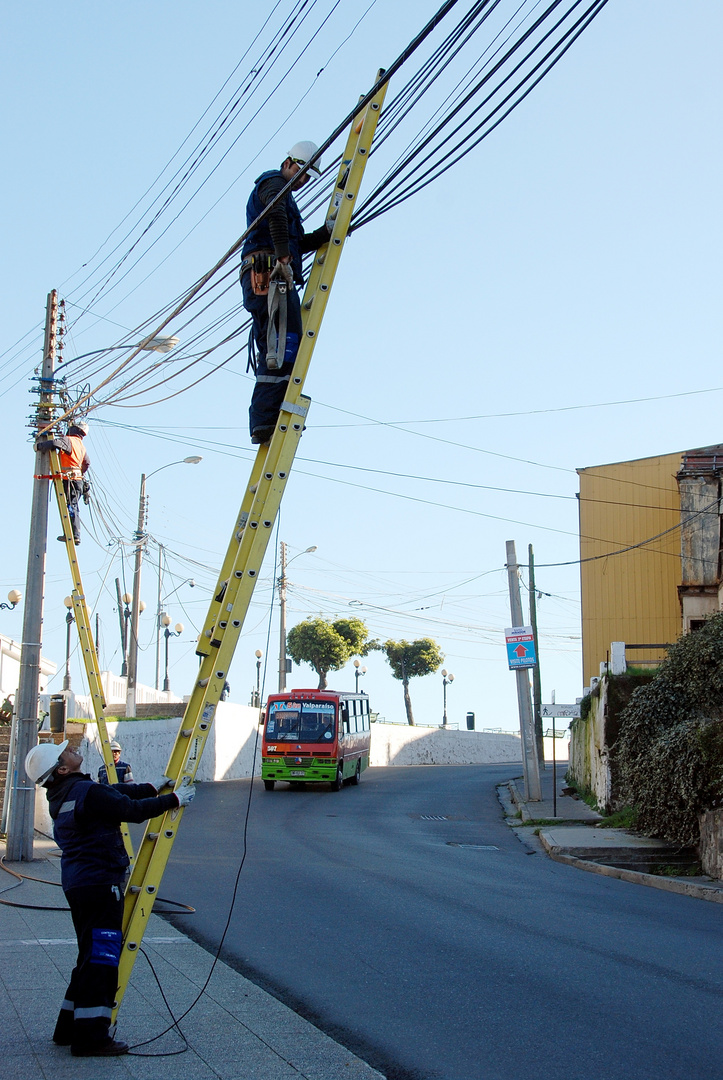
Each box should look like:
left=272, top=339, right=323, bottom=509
left=97, top=740, right=134, bottom=785
left=240, top=141, right=331, bottom=445
left=36, top=419, right=90, bottom=545
left=24, top=740, right=196, bottom=1058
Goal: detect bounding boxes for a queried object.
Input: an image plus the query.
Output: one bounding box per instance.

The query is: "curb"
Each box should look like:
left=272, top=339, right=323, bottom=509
left=501, top=781, right=723, bottom=904
left=539, top=838, right=723, bottom=904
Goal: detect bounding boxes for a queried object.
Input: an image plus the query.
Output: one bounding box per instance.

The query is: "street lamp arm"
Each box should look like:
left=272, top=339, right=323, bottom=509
left=58, top=337, right=180, bottom=371
left=145, top=456, right=202, bottom=482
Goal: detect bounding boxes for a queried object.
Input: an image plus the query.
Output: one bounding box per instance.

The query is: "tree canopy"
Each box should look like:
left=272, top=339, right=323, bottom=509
left=287, top=617, right=376, bottom=690
left=383, top=638, right=444, bottom=725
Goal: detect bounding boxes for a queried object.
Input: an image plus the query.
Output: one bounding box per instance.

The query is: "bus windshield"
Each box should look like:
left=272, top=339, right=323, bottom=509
left=266, top=701, right=336, bottom=743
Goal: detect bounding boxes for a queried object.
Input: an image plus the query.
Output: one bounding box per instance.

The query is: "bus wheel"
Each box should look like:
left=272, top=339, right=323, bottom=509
left=331, top=764, right=344, bottom=791
left=263, top=779, right=275, bottom=791
left=350, top=759, right=362, bottom=785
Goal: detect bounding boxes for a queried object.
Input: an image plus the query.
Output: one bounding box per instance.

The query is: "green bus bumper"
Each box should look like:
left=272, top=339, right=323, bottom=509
left=261, top=760, right=337, bottom=784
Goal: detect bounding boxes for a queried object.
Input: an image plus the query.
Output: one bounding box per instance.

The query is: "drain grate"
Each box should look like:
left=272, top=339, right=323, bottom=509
left=446, top=842, right=499, bottom=850
left=419, top=814, right=449, bottom=821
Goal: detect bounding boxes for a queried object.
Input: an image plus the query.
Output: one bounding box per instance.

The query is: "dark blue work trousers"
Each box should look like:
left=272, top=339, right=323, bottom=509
left=63, top=480, right=83, bottom=542
left=53, top=883, right=123, bottom=1050
left=242, top=270, right=302, bottom=437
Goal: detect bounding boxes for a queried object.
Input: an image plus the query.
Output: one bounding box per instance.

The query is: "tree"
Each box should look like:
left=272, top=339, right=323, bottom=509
left=287, top=616, right=376, bottom=690
left=383, top=638, right=444, bottom=726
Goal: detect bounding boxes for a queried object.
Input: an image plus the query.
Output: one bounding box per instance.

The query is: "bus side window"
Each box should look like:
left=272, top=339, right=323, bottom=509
left=361, top=699, right=370, bottom=731
left=341, top=705, right=350, bottom=735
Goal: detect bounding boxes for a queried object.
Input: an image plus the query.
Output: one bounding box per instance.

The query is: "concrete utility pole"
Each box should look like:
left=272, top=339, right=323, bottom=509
left=125, top=474, right=147, bottom=717
left=7, top=291, right=58, bottom=860
left=278, top=541, right=288, bottom=693
left=528, top=544, right=545, bottom=765
left=506, top=540, right=542, bottom=802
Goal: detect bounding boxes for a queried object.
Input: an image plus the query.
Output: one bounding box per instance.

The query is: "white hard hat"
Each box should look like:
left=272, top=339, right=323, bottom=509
left=25, top=739, right=69, bottom=786
left=110, top=740, right=122, bottom=752
left=287, top=140, right=321, bottom=177
left=71, top=420, right=89, bottom=436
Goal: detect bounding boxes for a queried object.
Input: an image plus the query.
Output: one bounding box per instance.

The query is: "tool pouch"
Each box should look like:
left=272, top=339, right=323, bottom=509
left=250, top=252, right=274, bottom=296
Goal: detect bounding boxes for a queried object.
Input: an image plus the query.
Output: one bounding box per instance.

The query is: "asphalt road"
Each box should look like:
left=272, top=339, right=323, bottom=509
left=159, top=765, right=723, bottom=1080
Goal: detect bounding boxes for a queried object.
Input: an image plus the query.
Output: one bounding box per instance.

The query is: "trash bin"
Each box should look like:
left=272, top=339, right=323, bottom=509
left=49, top=694, right=66, bottom=734
left=466, top=711, right=475, bottom=731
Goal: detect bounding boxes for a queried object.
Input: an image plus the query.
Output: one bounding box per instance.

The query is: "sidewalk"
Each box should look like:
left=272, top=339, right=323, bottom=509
left=0, top=835, right=384, bottom=1080
left=503, top=764, right=723, bottom=905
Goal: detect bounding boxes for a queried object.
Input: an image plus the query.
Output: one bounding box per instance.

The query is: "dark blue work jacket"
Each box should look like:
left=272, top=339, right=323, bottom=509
left=49, top=774, right=128, bottom=891
left=47, top=772, right=178, bottom=892
left=241, top=170, right=305, bottom=284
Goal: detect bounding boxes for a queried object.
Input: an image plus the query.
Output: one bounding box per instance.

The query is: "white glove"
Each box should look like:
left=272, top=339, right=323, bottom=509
left=173, top=783, right=196, bottom=808
left=272, top=259, right=294, bottom=287
left=154, top=776, right=174, bottom=793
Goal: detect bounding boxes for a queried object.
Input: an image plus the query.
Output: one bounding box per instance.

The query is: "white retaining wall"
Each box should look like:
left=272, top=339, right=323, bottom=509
left=370, top=724, right=522, bottom=766
left=32, top=713, right=522, bottom=837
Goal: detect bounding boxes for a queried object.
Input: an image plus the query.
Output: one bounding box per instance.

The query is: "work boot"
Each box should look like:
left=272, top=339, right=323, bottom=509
left=251, top=426, right=275, bottom=445
left=71, top=1037, right=129, bottom=1057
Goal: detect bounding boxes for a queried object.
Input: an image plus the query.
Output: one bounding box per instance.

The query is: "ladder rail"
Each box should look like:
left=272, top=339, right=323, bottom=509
left=48, top=448, right=133, bottom=860
left=114, top=74, right=387, bottom=1016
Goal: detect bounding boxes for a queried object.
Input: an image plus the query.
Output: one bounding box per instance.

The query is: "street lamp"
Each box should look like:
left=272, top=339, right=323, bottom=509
left=278, top=542, right=317, bottom=692
left=0, top=590, right=22, bottom=611
left=441, top=669, right=455, bottom=727
left=59, top=336, right=181, bottom=369
left=156, top=575, right=196, bottom=690
left=63, top=596, right=74, bottom=691
left=162, top=614, right=184, bottom=693
left=253, top=650, right=263, bottom=708
left=126, top=455, right=202, bottom=716
left=353, top=659, right=367, bottom=692
left=120, top=592, right=145, bottom=677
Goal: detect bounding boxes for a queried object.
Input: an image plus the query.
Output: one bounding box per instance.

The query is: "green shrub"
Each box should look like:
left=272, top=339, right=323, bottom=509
left=614, top=614, right=723, bottom=846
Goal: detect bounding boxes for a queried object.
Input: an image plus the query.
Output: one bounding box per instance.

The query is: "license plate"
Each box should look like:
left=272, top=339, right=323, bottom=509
left=290, top=770, right=305, bottom=777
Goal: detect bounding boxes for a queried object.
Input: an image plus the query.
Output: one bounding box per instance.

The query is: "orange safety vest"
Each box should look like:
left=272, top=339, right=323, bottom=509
left=59, top=436, right=86, bottom=481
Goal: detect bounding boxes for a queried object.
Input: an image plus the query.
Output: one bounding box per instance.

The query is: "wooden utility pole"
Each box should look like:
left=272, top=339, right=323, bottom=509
left=528, top=544, right=545, bottom=766
left=7, top=291, right=58, bottom=860
left=505, top=540, right=541, bottom=801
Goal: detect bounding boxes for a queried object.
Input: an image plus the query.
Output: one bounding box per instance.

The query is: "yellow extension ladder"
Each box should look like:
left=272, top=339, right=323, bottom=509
left=48, top=447, right=134, bottom=859
left=113, top=75, right=387, bottom=1016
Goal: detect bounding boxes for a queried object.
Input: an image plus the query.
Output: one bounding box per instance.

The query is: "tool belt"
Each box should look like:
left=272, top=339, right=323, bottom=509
left=241, top=250, right=275, bottom=296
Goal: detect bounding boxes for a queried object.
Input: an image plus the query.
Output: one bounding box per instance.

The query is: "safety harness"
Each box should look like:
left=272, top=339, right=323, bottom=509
left=241, top=251, right=291, bottom=372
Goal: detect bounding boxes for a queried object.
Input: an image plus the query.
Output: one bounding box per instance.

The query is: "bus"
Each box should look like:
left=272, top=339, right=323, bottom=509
left=261, top=688, right=372, bottom=791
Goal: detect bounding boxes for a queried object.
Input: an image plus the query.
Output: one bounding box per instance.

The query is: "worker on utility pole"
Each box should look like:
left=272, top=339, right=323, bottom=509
left=36, top=419, right=90, bottom=544
left=240, top=141, right=331, bottom=445
left=24, top=739, right=196, bottom=1058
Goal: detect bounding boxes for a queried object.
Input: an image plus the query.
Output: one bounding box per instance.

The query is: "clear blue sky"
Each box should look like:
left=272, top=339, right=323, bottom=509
left=2, top=1, right=722, bottom=729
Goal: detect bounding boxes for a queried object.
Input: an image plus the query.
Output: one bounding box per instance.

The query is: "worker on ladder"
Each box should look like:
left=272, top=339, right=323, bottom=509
left=36, top=419, right=90, bottom=544
left=240, top=141, right=331, bottom=444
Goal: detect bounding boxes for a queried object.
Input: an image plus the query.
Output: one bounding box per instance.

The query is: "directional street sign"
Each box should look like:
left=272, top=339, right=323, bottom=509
left=504, top=626, right=536, bottom=670
left=540, top=703, right=581, bottom=719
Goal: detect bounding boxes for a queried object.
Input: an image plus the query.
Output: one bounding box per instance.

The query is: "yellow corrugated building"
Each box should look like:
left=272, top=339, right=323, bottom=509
left=577, top=452, right=683, bottom=686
